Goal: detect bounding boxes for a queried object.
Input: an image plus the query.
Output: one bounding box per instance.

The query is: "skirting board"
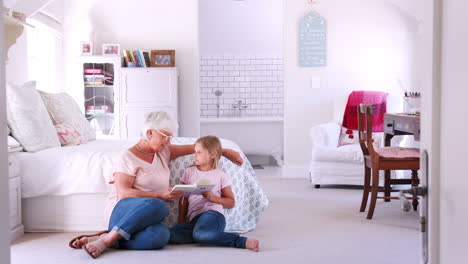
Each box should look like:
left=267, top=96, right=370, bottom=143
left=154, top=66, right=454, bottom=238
left=11, top=225, right=24, bottom=242
left=281, top=165, right=309, bottom=179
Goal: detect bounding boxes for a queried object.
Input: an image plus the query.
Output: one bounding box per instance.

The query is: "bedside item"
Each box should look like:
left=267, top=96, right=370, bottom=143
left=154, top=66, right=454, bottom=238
left=6, top=81, right=61, bottom=152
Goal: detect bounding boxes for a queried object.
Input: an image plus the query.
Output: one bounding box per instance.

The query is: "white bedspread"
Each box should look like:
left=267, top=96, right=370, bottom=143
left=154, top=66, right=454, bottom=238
left=12, top=139, right=134, bottom=198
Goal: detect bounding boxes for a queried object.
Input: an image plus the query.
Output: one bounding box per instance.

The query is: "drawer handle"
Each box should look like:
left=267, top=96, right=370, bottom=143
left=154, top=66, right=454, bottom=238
left=386, top=124, right=393, bottom=127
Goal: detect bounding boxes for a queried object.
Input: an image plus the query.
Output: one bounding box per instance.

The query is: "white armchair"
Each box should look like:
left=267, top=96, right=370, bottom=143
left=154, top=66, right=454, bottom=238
left=309, top=94, right=401, bottom=188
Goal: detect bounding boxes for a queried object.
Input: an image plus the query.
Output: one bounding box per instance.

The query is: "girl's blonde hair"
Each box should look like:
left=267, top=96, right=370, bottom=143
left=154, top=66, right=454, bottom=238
left=195, top=136, right=222, bottom=170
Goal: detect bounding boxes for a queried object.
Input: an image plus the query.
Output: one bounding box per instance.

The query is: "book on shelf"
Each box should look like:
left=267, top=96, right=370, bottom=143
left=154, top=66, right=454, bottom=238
left=84, top=74, right=104, bottom=78
left=122, top=50, right=151, bottom=67
left=143, top=52, right=150, bottom=67
left=84, top=81, right=104, bottom=85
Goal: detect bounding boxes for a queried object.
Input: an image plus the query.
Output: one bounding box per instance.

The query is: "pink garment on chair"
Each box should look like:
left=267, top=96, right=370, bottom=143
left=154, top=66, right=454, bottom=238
left=341, top=91, right=388, bottom=132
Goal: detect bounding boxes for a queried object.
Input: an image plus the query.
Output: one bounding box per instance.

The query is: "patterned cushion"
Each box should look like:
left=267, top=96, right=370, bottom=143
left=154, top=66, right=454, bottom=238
left=377, top=147, right=420, bottom=159
left=55, top=124, right=86, bottom=146
left=38, top=91, right=96, bottom=141
left=6, top=81, right=61, bottom=152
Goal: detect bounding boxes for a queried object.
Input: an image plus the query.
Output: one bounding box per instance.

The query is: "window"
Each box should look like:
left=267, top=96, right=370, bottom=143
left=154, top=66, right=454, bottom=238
left=26, top=17, right=64, bottom=93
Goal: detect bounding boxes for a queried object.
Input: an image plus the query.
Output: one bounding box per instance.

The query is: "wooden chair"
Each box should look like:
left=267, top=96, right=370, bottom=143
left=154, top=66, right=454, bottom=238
left=357, top=104, right=420, bottom=219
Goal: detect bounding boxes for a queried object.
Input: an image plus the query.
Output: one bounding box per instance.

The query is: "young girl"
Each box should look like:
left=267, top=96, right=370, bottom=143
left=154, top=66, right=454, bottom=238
left=170, top=136, right=259, bottom=252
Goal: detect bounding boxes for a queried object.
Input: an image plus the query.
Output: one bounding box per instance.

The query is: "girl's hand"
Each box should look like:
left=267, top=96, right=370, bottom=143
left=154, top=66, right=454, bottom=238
left=159, top=188, right=184, bottom=202
left=223, top=149, right=243, bottom=166
left=202, top=191, right=217, bottom=202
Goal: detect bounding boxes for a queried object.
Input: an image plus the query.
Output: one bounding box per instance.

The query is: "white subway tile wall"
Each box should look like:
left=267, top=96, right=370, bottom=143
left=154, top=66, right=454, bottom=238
left=200, top=55, right=284, bottom=118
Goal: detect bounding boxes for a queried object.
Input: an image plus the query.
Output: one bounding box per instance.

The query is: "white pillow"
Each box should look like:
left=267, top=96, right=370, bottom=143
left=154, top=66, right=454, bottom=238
left=6, top=81, right=61, bottom=152
left=38, top=91, right=96, bottom=141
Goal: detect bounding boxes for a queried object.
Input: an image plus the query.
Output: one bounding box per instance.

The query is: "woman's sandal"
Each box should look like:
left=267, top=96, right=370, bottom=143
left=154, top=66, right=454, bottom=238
left=83, top=240, right=107, bottom=259
left=68, top=230, right=108, bottom=249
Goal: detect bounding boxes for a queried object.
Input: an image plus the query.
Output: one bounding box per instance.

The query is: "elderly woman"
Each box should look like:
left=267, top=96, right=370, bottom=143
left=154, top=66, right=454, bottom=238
left=69, top=111, right=243, bottom=258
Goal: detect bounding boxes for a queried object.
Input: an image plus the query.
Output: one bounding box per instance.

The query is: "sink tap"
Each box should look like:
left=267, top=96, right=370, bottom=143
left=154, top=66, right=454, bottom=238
left=232, top=99, right=248, bottom=110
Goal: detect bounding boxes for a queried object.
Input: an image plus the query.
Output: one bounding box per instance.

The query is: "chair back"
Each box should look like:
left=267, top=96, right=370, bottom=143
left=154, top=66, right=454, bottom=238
left=357, top=104, right=378, bottom=157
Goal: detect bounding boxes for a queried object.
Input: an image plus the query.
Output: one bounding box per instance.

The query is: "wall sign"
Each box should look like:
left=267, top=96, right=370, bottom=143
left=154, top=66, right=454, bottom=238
left=298, top=11, right=327, bottom=67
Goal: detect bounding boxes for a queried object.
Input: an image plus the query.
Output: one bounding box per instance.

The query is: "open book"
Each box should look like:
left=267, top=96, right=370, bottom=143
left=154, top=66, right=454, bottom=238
left=171, top=184, right=215, bottom=196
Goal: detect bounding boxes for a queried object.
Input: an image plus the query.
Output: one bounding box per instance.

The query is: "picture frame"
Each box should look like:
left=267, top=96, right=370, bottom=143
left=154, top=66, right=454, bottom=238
left=80, top=41, right=92, bottom=56
left=150, top=50, right=175, bottom=67
left=102, top=43, right=120, bottom=56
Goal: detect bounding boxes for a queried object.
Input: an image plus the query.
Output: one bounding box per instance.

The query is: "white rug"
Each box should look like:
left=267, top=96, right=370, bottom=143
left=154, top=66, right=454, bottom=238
left=11, top=167, right=421, bottom=264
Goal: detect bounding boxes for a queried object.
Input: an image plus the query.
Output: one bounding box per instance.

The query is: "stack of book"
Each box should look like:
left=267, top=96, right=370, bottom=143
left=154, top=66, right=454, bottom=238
left=123, top=50, right=150, bottom=67
left=84, top=68, right=105, bottom=86
left=86, top=105, right=110, bottom=115
left=83, top=68, right=114, bottom=86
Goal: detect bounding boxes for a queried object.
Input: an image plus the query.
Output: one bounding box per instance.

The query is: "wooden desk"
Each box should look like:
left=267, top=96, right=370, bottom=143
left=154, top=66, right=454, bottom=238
left=383, top=113, right=421, bottom=146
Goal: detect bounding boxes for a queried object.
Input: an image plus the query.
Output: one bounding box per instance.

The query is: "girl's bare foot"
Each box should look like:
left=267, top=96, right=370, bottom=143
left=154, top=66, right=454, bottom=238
left=245, top=238, right=260, bottom=252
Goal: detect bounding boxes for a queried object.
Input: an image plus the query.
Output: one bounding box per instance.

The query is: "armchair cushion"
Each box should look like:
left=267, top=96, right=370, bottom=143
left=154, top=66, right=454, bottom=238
left=312, top=144, right=363, bottom=164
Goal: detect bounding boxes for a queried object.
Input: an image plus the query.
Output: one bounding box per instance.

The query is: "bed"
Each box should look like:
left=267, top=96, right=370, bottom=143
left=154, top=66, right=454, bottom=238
left=11, top=137, right=269, bottom=234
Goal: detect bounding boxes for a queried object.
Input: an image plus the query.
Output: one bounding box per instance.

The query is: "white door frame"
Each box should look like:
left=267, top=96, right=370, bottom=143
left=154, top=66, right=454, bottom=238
left=0, top=0, right=12, bottom=262
left=421, top=0, right=441, bottom=263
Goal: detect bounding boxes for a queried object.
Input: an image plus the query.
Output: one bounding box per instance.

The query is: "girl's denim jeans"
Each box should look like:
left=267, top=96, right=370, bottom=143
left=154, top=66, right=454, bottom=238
left=170, top=210, right=247, bottom=248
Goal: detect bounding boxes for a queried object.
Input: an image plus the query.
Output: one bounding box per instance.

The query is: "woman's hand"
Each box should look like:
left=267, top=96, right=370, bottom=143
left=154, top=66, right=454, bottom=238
left=158, top=188, right=184, bottom=202
left=222, top=149, right=243, bottom=166
left=202, top=191, right=218, bottom=203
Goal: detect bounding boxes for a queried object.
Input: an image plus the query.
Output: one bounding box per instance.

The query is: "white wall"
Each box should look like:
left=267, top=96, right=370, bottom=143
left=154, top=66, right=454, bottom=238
left=63, top=0, right=200, bottom=137
left=283, top=0, right=421, bottom=176
left=199, top=0, right=282, bottom=56
left=0, top=0, right=12, bottom=261
left=6, top=34, right=28, bottom=84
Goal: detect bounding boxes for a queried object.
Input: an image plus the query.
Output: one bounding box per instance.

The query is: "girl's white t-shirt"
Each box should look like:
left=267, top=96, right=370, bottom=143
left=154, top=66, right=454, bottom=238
left=181, top=166, right=231, bottom=221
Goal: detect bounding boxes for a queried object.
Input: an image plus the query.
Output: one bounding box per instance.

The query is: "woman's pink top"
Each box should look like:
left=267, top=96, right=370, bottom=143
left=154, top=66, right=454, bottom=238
left=104, top=146, right=171, bottom=221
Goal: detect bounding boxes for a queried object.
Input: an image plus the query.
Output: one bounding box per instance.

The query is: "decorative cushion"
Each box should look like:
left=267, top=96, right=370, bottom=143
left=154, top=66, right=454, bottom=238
left=6, top=81, right=61, bottom=152
left=55, top=124, right=86, bottom=146
left=38, top=91, right=96, bottom=141
left=312, top=144, right=364, bottom=164
left=338, top=127, right=383, bottom=149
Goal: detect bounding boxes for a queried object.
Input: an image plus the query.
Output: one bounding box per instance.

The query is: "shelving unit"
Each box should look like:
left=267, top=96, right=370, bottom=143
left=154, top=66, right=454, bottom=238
left=80, top=56, right=121, bottom=136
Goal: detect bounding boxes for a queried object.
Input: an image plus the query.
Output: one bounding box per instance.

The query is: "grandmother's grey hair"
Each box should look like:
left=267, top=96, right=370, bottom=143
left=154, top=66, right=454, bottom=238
left=141, top=111, right=178, bottom=140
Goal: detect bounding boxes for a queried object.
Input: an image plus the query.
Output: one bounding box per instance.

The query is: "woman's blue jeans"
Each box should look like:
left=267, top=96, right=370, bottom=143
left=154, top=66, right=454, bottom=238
left=108, top=197, right=170, bottom=250
left=170, top=210, right=247, bottom=249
